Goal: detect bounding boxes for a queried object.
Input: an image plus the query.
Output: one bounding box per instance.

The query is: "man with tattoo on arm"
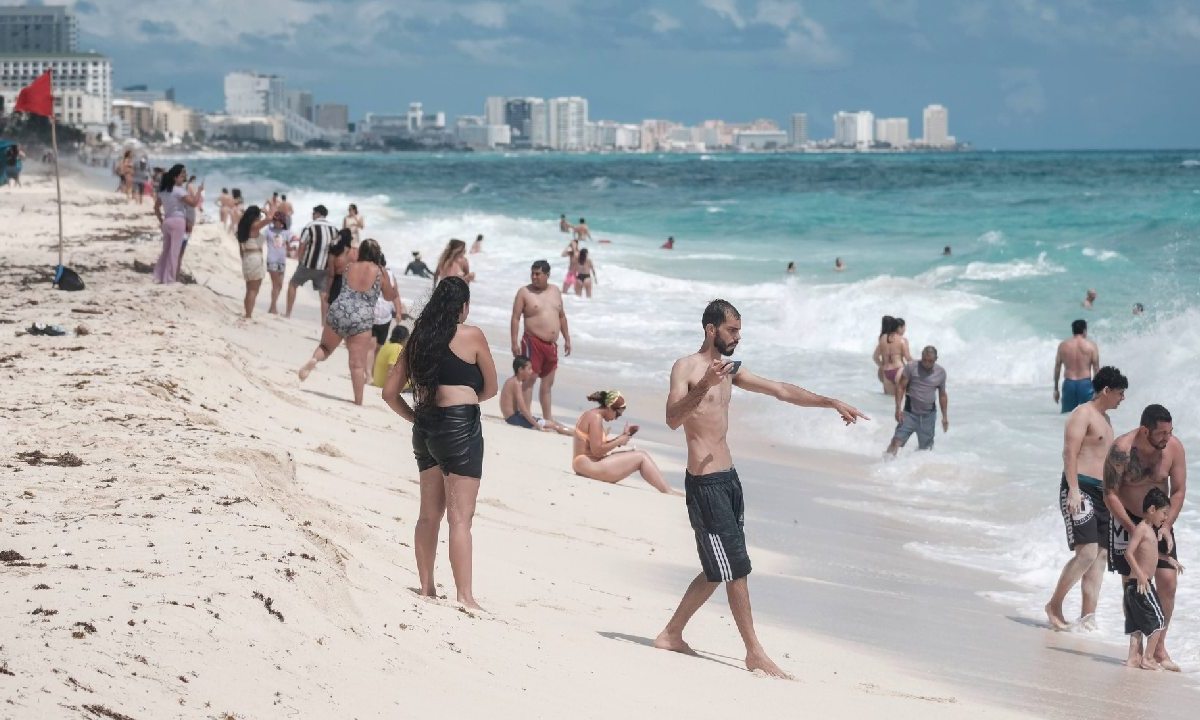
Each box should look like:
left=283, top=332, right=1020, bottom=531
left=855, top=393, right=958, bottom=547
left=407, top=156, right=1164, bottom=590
left=653, top=299, right=868, bottom=678
left=1045, top=367, right=1127, bottom=630
left=1104, top=404, right=1188, bottom=671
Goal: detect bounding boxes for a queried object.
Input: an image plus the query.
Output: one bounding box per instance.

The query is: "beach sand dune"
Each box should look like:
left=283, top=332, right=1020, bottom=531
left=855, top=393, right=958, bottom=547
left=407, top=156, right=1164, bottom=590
left=0, top=165, right=1109, bottom=719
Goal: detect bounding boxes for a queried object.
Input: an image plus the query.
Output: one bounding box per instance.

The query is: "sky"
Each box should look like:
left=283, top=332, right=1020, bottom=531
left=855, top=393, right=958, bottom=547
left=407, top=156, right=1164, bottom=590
left=11, top=0, right=1200, bottom=149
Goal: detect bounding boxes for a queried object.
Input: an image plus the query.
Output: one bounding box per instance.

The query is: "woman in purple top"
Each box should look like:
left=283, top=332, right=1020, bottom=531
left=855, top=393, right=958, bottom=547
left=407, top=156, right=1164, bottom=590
left=152, top=164, right=202, bottom=284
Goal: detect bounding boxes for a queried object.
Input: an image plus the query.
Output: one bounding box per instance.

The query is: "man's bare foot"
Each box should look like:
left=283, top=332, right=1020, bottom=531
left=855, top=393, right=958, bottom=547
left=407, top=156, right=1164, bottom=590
left=1140, top=658, right=1163, bottom=671
left=1157, top=658, right=1181, bottom=672
left=653, top=630, right=699, bottom=656
left=1044, top=602, right=1070, bottom=630
left=1076, top=613, right=1098, bottom=632
left=746, top=650, right=794, bottom=679
left=1125, top=654, right=1142, bottom=668
left=298, top=359, right=317, bottom=381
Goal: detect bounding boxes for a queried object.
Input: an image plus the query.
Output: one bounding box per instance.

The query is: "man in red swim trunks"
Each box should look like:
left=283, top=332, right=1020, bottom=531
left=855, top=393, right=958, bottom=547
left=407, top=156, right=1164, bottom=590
left=511, top=259, right=572, bottom=424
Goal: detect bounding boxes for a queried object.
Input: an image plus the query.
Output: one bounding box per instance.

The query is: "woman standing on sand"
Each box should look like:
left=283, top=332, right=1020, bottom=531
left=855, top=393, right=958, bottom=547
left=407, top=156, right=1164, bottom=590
left=236, top=206, right=272, bottom=318
left=343, top=204, right=365, bottom=247
left=299, top=239, right=398, bottom=405
left=571, top=391, right=677, bottom=494
left=117, top=150, right=134, bottom=199
left=151, top=164, right=201, bottom=285
left=262, top=212, right=293, bottom=314
left=383, top=277, right=498, bottom=611
left=434, top=239, right=474, bottom=284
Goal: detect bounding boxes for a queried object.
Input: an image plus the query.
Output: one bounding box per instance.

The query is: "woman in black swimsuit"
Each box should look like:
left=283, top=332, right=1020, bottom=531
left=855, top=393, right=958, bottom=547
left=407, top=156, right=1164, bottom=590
left=574, top=247, right=597, bottom=298
left=382, top=277, right=498, bottom=611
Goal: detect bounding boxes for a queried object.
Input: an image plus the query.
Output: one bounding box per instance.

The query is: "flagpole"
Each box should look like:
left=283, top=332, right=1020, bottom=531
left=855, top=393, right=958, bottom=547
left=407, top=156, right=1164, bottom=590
left=50, top=112, right=64, bottom=267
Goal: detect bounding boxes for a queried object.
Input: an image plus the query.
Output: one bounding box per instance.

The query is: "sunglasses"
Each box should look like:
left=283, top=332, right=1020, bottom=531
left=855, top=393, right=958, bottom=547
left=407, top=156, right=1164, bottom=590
left=613, top=404, right=626, bottom=416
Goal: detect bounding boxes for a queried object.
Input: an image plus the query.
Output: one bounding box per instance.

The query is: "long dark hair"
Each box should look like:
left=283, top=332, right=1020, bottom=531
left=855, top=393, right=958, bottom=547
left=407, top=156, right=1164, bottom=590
left=879, top=315, right=898, bottom=338
left=405, top=277, right=471, bottom=418
left=357, top=238, right=384, bottom=266
left=159, top=163, right=185, bottom=193
left=236, top=206, right=263, bottom=243
left=330, top=228, right=353, bottom=257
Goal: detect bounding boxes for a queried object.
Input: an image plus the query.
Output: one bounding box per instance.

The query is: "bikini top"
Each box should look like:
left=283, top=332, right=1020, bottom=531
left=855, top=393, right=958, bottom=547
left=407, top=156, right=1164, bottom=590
left=438, top=349, right=484, bottom=393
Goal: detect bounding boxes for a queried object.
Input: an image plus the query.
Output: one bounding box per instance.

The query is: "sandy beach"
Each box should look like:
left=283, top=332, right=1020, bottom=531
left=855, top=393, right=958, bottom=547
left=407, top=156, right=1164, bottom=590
left=0, top=163, right=1192, bottom=719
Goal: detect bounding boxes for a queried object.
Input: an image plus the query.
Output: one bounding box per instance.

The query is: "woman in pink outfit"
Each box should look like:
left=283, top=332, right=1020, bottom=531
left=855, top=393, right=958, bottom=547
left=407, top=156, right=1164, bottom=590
left=152, top=164, right=201, bottom=284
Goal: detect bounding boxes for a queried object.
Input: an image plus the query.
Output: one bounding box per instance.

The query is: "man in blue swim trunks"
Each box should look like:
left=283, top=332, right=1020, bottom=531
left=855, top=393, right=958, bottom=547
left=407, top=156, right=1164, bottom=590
left=1045, top=366, right=1127, bottom=630
left=1054, top=319, right=1100, bottom=413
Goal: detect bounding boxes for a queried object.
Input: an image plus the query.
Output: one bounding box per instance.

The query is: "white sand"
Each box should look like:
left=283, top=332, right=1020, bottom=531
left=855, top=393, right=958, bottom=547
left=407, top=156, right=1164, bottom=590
left=0, top=163, right=1056, bottom=718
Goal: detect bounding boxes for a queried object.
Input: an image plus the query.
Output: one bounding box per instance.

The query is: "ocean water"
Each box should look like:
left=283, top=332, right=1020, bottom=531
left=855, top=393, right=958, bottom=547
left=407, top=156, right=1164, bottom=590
left=183, top=150, right=1200, bottom=666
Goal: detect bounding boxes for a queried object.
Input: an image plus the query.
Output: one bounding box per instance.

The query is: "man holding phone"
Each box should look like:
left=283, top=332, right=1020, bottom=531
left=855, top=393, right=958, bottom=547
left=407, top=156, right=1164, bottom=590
left=654, top=299, right=867, bottom=679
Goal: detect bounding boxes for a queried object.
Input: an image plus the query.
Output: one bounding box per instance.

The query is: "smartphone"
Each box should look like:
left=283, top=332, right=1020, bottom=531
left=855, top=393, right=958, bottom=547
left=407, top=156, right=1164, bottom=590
left=628, top=425, right=640, bottom=436
left=727, top=361, right=742, bottom=374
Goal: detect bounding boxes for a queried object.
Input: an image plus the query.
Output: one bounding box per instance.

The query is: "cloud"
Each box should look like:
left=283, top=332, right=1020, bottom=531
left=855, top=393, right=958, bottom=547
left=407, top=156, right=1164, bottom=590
left=647, top=8, right=680, bottom=33
left=999, top=67, right=1045, bottom=118
left=783, top=14, right=842, bottom=64
left=702, top=0, right=746, bottom=30
left=458, top=2, right=507, bottom=29
left=753, top=0, right=802, bottom=30
left=453, top=37, right=520, bottom=65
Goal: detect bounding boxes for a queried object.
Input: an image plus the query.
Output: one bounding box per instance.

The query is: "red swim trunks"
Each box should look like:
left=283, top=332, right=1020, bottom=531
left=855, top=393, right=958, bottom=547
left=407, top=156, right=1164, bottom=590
left=521, top=331, right=559, bottom=378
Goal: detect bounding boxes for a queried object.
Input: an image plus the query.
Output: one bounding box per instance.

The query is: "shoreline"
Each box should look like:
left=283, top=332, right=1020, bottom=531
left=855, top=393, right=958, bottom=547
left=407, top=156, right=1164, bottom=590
left=0, top=164, right=1187, bottom=718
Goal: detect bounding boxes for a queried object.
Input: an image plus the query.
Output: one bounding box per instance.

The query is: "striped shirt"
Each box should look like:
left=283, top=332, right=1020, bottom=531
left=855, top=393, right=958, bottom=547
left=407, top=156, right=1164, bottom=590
left=298, top=219, right=339, bottom=270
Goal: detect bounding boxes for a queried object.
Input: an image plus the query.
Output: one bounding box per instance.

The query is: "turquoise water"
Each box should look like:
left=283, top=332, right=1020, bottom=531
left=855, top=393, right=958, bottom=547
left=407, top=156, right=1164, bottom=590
left=184, top=150, right=1200, bottom=667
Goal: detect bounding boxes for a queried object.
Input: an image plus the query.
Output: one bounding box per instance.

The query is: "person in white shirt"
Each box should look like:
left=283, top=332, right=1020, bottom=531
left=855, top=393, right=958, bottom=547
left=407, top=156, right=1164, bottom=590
left=370, top=257, right=404, bottom=369
left=262, top=212, right=294, bottom=314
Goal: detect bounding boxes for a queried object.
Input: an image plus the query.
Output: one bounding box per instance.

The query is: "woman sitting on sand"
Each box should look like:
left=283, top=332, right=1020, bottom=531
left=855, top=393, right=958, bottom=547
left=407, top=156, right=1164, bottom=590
left=299, top=238, right=398, bottom=405
left=235, top=206, right=272, bottom=318
left=382, top=276, right=498, bottom=611
left=434, top=238, right=474, bottom=284
left=572, top=391, right=678, bottom=494
left=872, top=315, right=912, bottom=395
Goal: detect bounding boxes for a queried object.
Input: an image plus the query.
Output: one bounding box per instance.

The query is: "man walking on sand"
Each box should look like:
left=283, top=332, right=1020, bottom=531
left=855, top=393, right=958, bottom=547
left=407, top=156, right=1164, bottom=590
left=285, top=204, right=339, bottom=321
left=1044, top=366, right=1127, bottom=630
left=1103, top=404, right=1187, bottom=671
left=654, top=299, right=867, bottom=678
left=511, top=260, right=571, bottom=424
left=1055, top=319, right=1100, bottom=413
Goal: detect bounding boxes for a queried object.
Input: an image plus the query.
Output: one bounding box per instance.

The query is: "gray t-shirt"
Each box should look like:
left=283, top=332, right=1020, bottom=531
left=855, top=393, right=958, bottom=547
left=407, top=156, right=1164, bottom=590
left=903, top=361, right=946, bottom=415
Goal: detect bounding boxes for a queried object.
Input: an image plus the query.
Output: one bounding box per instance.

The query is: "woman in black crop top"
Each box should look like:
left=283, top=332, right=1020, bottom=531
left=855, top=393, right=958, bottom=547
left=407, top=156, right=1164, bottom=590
left=383, top=277, right=497, bottom=611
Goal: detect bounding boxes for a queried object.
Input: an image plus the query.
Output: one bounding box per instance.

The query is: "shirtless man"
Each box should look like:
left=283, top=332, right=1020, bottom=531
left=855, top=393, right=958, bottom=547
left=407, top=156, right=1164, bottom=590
left=559, top=214, right=571, bottom=233
left=1103, top=404, right=1188, bottom=671
left=1045, top=366, right=1127, bottom=630
left=1083, top=289, right=1097, bottom=309
left=279, top=194, right=294, bottom=229
left=573, top=217, right=593, bottom=243
left=1054, top=319, right=1100, bottom=414
left=511, top=260, right=572, bottom=424
left=654, top=299, right=867, bottom=678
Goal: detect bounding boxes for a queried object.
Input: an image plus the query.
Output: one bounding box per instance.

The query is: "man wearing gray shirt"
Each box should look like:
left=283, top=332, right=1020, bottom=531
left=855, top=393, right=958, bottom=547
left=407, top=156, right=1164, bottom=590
left=886, top=345, right=949, bottom=455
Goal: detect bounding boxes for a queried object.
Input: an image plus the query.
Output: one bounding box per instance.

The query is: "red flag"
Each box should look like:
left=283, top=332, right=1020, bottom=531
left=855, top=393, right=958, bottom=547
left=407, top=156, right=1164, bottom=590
left=15, top=70, right=54, bottom=117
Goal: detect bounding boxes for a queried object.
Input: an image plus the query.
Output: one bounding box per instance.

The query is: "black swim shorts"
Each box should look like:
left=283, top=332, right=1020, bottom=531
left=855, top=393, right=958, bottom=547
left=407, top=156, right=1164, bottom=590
left=412, top=404, right=484, bottom=479
left=685, top=468, right=751, bottom=583
left=1123, top=579, right=1166, bottom=637
left=371, top=321, right=390, bottom=346
left=1058, top=475, right=1109, bottom=551
left=1109, top=511, right=1178, bottom=575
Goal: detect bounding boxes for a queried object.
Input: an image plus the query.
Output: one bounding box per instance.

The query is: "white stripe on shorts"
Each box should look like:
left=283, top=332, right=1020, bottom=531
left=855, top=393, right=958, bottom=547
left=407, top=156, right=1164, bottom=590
left=709, top=533, right=732, bottom=582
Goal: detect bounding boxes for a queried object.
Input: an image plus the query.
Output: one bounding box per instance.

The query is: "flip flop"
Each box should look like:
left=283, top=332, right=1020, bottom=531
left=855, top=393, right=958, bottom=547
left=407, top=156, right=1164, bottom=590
left=26, top=323, right=67, bottom=336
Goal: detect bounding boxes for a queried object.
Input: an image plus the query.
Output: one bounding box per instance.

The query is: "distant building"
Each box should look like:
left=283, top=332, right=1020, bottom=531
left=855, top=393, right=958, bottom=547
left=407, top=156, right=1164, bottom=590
left=116, top=85, right=173, bottom=105
left=484, top=96, right=507, bottom=126
left=734, top=130, right=788, bottom=151
left=922, top=104, right=953, bottom=147
left=874, top=117, right=909, bottom=148
left=789, top=113, right=808, bottom=146
left=204, top=114, right=284, bottom=143
left=456, top=115, right=511, bottom=149
left=152, top=100, right=202, bottom=141
left=547, top=96, right=587, bottom=150
left=0, top=52, right=111, bottom=131
left=406, top=102, right=445, bottom=132
left=0, top=5, right=77, bottom=54
left=314, top=103, right=348, bottom=133
left=224, top=71, right=285, bottom=116
left=285, top=89, right=313, bottom=122
left=111, top=99, right=154, bottom=138
left=503, top=97, right=548, bottom=148
left=833, top=110, right=874, bottom=149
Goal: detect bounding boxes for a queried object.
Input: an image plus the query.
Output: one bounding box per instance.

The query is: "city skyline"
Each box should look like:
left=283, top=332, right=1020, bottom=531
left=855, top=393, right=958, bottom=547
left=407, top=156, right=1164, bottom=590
left=4, top=1, right=1199, bottom=149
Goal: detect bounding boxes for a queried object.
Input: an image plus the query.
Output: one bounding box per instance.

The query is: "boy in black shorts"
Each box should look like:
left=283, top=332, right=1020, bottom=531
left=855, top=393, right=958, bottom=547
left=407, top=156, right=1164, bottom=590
left=1123, top=488, right=1183, bottom=670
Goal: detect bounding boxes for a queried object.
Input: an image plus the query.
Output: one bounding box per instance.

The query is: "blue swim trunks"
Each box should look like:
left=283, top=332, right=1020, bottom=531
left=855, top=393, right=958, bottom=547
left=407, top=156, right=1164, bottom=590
left=1061, top=377, right=1093, bottom=413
